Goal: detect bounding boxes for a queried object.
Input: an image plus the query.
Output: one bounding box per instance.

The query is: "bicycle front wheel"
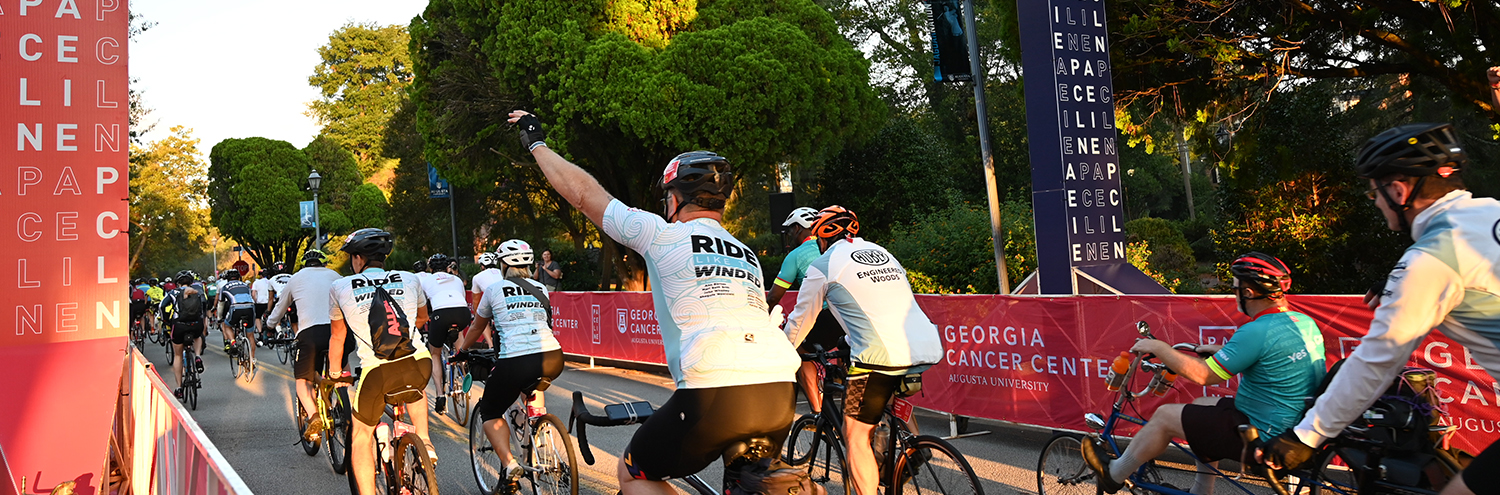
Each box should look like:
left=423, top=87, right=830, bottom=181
left=1036, top=434, right=1097, bottom=495
left=528, top=414, right=580, bottom=495
left=893, top=435, right=983, bottom=495
left=785, top=414, right=851, bottom=495
left=470, top=408, right=506, bottom=494
left=276, top=338, right=290, bottom=364
left=295, top=396, right=320, bottom=456
left=395, top=433, right=440, bottom=494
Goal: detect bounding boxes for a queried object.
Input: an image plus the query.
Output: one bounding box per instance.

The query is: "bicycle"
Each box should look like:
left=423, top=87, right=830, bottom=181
left=298, top=368, right=356, bottom=475
left=130, top=313, right=147, bottom=349
left=1037, top=321, right=1340, bottom=495
left=463, top=349, right=578, bottom=495
left=177, top=331, right=203, bottom=411
left=344, top=386, right=440, bottom=495
left=225, top=317, right=257, bottom=382
left=440, top=345, right=471, bottom=423
left=271, top=318, right=295, bottom=365
left=783, top=344, right=852, bottom=495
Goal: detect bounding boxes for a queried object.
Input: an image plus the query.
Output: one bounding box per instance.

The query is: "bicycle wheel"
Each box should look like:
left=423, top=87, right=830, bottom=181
left=183, top=350, right=198, bottom=411
left=296, top=395, right=321, bottom=456
left=1036, top=434, right=1098, bottom=495
left=276, top=336, right=291, bottom=364
left=893, top=435, right=983, bottom=495
left=325, top=387, right=353, bottom=474
left=164, top=332, right=175, bottom=365
left=528, top=414, right=579, bottom=495
left=1299, top=448, right=1358, bottom=495
left=395, top=433, right=440, bottom=494
left=470, top=408, right=506, bottom=494
left=785, top=414, right=851, bottom=495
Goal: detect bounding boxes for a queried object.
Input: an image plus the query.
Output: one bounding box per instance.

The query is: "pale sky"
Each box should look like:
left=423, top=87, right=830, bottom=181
left=128, top=0, right=428, bottom=152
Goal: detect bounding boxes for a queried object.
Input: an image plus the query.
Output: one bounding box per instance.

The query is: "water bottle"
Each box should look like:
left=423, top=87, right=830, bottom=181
left=525, top=393, right=546, bottom=418
left=375, top=423, right=393, bottom=463
left=1104, top=352, right=1132, bottom=391
left=871, top=420, right=891, bottom=466
left=1151, top=370, right=1178, bottom=397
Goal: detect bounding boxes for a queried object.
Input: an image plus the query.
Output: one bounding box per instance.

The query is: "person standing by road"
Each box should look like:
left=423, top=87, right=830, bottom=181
left=508, top=110, right=800, bottom=495
left=533, top=249, right=563, bottom=291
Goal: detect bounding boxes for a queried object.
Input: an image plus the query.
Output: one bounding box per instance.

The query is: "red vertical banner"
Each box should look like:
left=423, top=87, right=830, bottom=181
left=0, top=2, right=131, bottom=494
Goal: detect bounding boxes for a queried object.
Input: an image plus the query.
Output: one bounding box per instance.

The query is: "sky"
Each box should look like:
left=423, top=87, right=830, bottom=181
left=128, top=0, right=428, bottom=152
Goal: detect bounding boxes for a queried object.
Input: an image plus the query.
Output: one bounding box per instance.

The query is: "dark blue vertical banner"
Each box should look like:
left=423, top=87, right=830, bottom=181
left=1018, top=0, right=1128, bottom=294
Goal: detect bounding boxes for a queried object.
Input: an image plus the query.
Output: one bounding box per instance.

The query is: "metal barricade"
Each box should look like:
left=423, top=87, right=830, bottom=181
left=110, top=348, right=251, bottom=495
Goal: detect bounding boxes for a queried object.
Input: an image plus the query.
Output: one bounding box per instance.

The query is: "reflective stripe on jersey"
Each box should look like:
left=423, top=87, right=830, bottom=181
left=329, top=268, right=431, bottom=367
left=1296, top=191, right=1500, bottom=446
left=783, top=238, right=942, bottom=372
left=475, top=277, right=561, bottom=359
left=774, top=237, right=820, bottom=289
left=601, top=200, right=798, bottom=389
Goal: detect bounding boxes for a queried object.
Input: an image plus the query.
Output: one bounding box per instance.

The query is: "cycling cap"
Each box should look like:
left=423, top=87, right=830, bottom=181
left=302, top=249, right=329, bottom=267
left=782, top=207, right=821, bottom=229
left=427, top=253, right=453, bottom=272
left=1230, top=252, right=1292, bottom=295
left=413, top=259, right=428, bottom=272
left=175, top=270, right=195, bottom=285
left=341, top=228, right=394, bottom=256
left=477, top=252, right=500, bottom=268
left=811, top=205, right=860, bottom=242
left=222, top=269, right=240, bottom=281
left=1354, top=123, right=1466, bottom=180
left=497, top=239, right=534, bottom=267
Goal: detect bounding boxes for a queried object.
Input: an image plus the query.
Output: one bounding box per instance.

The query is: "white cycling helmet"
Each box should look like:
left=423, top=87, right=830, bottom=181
left=476, top=252, right=501, bottom=268
left=497, top=239, right=533, bottom=267
left=783, top=207, right=821, bottom=229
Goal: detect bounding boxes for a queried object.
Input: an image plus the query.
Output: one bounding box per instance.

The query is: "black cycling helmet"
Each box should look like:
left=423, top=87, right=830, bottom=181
left=223, top=269, right=241, bottom=281
left=174, top=270, right=195, bottom=285
left=1354, top=123, right=1466, bottom=180
left=427, top=253, right=453, bottom=272
left=341, top=228, right=394, bottom=257
left=302, top=248, right=329, bottom=267
left=661, top=151, right=734, bottom=218
left=149, top=277, right=160, bottom=285
left=1230, top=252, right=1292, bottom=297
left=413, top=259, right=428, bottom=272
left=271, top=260, right=287, bottom=274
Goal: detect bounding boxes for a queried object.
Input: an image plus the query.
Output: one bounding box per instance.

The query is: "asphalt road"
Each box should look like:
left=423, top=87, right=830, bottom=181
left=140, top=330, right=1280, bottom=495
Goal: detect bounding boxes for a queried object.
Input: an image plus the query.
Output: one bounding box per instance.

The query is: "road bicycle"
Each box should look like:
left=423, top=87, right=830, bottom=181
left=130, top=312, right=148, bottom=349
left=299, top=369, right=355, bottom=475
left=463, top=349, right=578, bottom=495
left=176, top=331, right=203, bottom=411
left=225, top=317, right=257, bottom=382
left=271, top=318, right=296, bottom=365
left=344, top=390, right=440, bottom=495
left=783, top=344, right=853, bottom=495
left=433, top=345, right=471, bottom=423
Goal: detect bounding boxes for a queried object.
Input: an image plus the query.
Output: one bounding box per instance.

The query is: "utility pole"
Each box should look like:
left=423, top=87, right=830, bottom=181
left=1178, top=136, right=1195, bottom=220
left=449, top=191, right=459, bottom=261
left=964, top=0, right=1010, bottom=294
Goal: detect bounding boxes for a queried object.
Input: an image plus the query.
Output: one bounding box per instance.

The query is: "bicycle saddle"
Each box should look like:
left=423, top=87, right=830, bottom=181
left=530, top=376, right=553, bottom=392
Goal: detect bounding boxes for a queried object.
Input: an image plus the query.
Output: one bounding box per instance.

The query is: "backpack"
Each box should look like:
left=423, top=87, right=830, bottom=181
left=175, top=286, right=204, bottom=321
left=362, top=276, right=417, bottom=361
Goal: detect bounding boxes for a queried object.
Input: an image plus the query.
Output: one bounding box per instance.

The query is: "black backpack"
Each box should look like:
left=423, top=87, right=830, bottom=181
left=175, top=286, right=204, bottom=322
left=362, top=277, right=417, bottom=361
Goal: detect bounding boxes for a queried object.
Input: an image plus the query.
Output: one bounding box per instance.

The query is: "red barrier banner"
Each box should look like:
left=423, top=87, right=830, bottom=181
left=549, top=292, right=1500, bottom=455
left=0, top=4, right=131, bottom=494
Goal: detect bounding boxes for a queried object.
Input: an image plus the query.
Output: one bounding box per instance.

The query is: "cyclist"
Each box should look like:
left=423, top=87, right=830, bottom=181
left=250, top=268, right=274, bottom=344
left=413, top=259, right=428, bottom=274
left=217, top=269, right=259, bottom=362
left=417, top=252, right=472, bottom=415
left=780, top=206, right=943, bottom=495
left=472, top=251, right=504, bottom=298
left=454, top=238, right=562, bottom=489
left=265, top=249, right=349, bottom=441
left=327, top=228, right=435, bottom=495
left=768, top=206, right=845, bottom=415
left=509, top=110, right=800, bottom=494
left=204, top=275, right=219, bottom=322
left=146, top=277, right=165, bottom=338
left=1083, top=252, right=1326, bottom=494
left=130, top=278, right=149, bottom=334
left=1260, top=123, right=1500, bottom=495
left=161, top=270, right=210, bottom=399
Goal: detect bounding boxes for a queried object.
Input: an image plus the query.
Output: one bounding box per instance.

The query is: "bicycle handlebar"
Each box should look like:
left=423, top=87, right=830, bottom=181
left=1238, top=425, right=1293, bottom=495
left=569, top=391, right=656, bottom=466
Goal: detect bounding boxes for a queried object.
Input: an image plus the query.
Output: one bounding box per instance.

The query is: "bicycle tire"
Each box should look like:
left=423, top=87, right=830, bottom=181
left=326, top=387, right=352, bottom=475
left=784, top=414, right=819, bottom=465
left=1036, top=434, right=1099, bottom=495
left=893, top=435, right=984, bottom=495
left=528, top=414, right=580, bottom=495
left=785, top=414, right=851, bottom=495
left=164, top=332, right=175, bottom=365
left=276, top=337, right=291, bottom=364
left=296, top=395, right=321, bottom=456
left=396, top=432, right=440, bottom=495
left=183, top=349, right=198, bottom=411
left=470, top=407, right=506, bottom=494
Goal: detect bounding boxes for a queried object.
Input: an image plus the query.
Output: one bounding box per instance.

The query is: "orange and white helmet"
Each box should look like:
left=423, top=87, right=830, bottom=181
left=810, top=205, right=859, bottom=242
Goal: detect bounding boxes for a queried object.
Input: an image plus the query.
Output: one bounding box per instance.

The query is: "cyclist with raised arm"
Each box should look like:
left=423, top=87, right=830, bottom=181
left=1081, top=252, right=1326, bottom=494
left=327, top=228, right=435, bottom=495
left=162, top=270, right=210, bottom=399
left=454, top=238, right=563, bottom=490
left=781, top=206, right=943, bottom=495
left=768, top=206, right=847, bottom=415
left=508, top=110, right=800, bottom=495
left=217, top=269, right=259, bottom=361
left=265, top=249, right=348, bottom=441
left=417, top=252, right=472, bottom=415
left=1260, top=123, right=1500, bottom=495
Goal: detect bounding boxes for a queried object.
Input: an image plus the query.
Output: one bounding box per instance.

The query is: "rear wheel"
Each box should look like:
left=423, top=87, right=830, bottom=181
left=295, top=395, right=321, bottom=456
left=1036, top=433, right=1100, bottom=495
left=470, top=408, right=505, bottom=494
left=326, top=387, right=352, bottom=474
left=785, top=414, right=850, bottom=495
left=183, top=351, right=198, bottom=411
left=395, top=433, right=440, bottom=494
left=893, top=435, right=982, bottom=495
left=528, top=414, right=579, bottom=495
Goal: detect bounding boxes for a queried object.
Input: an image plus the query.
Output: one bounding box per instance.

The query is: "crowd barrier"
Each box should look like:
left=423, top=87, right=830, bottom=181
left=111, top=348, right=250, bottom=495
left=546, top=292, right=1500, bottom=454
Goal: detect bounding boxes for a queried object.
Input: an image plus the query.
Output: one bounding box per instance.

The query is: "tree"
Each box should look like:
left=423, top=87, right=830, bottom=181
left=409, top=0, right=885, bottom=289
left=308, top=22, right=413, bottom=177
left=129, top=126, right=210, bottom=276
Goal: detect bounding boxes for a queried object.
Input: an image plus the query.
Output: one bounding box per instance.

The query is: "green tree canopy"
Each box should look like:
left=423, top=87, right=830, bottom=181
left=308, top=22, right=413, bottom=177
left=129, top=126, right=209, bottom=277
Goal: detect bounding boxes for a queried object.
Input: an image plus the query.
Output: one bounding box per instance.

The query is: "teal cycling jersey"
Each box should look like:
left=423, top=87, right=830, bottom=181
left=601, top=200, right=799, bottom=389
left=1208, top=307, right=1326, bottom=437
left=774, top=237, right=820, bottom=289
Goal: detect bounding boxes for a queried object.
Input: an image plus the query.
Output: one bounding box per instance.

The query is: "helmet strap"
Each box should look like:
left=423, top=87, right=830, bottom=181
left=1377, top=176, right=1427, bottom=233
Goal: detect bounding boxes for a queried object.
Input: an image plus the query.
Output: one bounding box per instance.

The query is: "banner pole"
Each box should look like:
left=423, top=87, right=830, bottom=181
left=964, top=0, right=1010, bottom=294
left=449, top=191, right=459, bottom=260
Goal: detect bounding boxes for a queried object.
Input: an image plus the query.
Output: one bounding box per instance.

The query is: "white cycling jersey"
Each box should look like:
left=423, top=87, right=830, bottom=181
left=783, top=237, right=943, bottom=372
left=601, top=200, right=799, bottom=389
left=471, top=268, right=503, bottom=296
left=265, top=267, right=341, bottom=334
left=417, top=271, right=469, bottom=311
left=476, top=277, right=561, bottom=359
left=270, top=273, right=292, bottom=297
left=251, top=278, right=273, bottom=304
left=329, top=268, right=432, bottom=367
left=1296, top=190, right=1500, bottom=446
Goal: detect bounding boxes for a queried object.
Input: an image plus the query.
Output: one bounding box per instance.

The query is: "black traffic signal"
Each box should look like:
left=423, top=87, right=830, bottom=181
left=929, top=0, right=972, bottom=82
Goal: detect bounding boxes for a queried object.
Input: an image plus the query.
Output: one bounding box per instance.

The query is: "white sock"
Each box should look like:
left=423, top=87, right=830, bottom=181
left=1109, top=445, right=1148, bottom=484
left=1191, top=461, right=1217, bottom=495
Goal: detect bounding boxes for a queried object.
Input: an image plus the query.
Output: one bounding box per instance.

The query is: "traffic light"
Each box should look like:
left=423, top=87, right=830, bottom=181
left=929, top=0, right=972, bottom=82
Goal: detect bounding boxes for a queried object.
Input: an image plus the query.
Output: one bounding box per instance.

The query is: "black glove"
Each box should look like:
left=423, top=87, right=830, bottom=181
left=1261, top=431, right=1317, bottom=471
left=516, top=112, right=547, bottom=151
left=451, top=350, right=472, bottom=363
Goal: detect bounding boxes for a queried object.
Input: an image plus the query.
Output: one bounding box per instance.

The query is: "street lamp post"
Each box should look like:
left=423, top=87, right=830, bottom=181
left=308, top=170, right=322, bottom=250
left=212, top=237, right=218, bottom=275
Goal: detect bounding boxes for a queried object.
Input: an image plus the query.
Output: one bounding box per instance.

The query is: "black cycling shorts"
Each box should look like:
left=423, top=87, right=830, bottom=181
left=477, top=349, right=564, bottom=423
left=796, top=309, right=845, bottom=353
left=292, top=324, right=356, bottom=381
left=130, top=300, right=148, bottom=320
left=171, top=320, right=204, bottom=346
left=352, top=356, right=433, bottom=427
left=845, top=370, right=904, bottom=425
left=1463, top=438, right=1500, bottom=489
left=426, top=307, right=472, bottom=349
left=225, top=308, right=255, bottom=329
left=1180, top=397, right=1253, bottom=462
left=252, top=303, right=268, bottom=319
left=623, top=382, right=794, bottom=481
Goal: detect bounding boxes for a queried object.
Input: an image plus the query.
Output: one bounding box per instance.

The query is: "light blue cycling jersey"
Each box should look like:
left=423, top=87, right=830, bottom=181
left=1207, top=307, right=1326, bottom=437
left=774, top=236, right=820, bottom=289
left=601, top=200, right=799, bottom=389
